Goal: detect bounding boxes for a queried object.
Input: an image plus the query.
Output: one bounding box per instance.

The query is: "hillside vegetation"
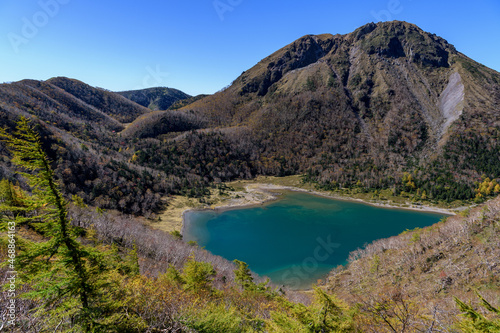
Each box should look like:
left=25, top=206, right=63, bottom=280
left=179, top=21, right=500, bottom=203
left=117, top=87, right=191, bottom=111
left=1, top=118, right=499, bottom=332
left=0, top=21, right=500, bottom=332
left=329, top=196, right=500, bottom=331
left=1, top=22, right=499, bottom=220
left=47, top=77, right=152, bottom=123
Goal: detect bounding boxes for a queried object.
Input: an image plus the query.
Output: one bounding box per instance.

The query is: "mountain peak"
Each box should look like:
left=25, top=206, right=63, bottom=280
left=183, top=20, right=499, bottom=173
left=349, top=21, right=455, bottom=66
left=230, top=21, right=459, bottom=100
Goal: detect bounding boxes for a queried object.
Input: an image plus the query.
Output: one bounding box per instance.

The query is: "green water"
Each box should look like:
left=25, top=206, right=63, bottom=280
left=183, top=192, right=448, bottom=289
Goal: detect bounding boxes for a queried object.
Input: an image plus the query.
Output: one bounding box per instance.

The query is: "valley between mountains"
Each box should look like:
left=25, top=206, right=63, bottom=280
left=1, top=21, right=499, bottom=332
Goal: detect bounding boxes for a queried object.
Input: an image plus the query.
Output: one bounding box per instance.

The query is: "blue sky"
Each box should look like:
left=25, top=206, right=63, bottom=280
left=1, top=0, right=499, bottom=95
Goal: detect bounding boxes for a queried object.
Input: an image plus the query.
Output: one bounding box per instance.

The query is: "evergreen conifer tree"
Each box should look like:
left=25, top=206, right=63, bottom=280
left=0, top=118, right=141, bottom=332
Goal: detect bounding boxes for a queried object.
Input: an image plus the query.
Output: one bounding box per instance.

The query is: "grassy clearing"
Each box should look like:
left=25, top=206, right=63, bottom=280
left=226, top=174, right=312, bottom=190
left=150, top=189, right=235, bottom=233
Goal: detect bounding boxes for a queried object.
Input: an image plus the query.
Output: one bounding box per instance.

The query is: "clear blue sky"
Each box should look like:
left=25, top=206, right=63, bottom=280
left=1, top=0, right=499, bottom=95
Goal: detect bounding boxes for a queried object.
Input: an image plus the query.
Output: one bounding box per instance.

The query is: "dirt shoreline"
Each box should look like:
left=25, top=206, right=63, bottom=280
left=179, top=183, right=458, bottom=234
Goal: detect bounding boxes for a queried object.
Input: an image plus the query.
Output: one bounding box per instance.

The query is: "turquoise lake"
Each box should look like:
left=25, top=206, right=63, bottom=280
left=183, top=191, right=448, bottom=289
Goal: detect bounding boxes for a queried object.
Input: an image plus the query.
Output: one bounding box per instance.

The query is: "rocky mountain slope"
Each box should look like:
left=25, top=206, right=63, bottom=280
left=176, top=21, right=500, bottom=199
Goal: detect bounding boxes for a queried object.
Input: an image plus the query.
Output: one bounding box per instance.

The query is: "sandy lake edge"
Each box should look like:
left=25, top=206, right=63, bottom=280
left=179, top=183, right=460, bottom=235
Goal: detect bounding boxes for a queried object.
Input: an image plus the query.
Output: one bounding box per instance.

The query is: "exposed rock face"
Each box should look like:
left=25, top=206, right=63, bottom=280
left=439, top=72, right=464, bottom=134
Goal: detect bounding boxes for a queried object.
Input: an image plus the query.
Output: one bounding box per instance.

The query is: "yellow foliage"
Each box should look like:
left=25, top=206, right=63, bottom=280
left=476, top=179, right=499, bottom=197
left=407, top=180, right=416, bottom=190
left=421, top=190, right=427, bottom=200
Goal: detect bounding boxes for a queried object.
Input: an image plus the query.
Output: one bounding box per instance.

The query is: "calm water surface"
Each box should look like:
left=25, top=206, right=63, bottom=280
left=183, top=192, right=448, bottom=289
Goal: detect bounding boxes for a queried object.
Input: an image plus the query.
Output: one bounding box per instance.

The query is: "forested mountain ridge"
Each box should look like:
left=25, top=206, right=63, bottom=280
left=117, top=86, right=192, bottom=111
left=178, top=21, right=500, bottom=200
left=0, top=78, right=124, bottom=137
left=0, top=21, right=499, bottom=219
left=46, top=76, right=153, bottom=123
left=0, top=77, right=169, bottom=216
left=2, top=101, right=499, bottom=333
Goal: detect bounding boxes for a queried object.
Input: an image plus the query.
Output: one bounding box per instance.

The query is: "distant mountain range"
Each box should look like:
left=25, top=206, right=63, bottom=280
left=0, top=21, right=499, bottom=214
left=117, top=87, right=191, bottom=111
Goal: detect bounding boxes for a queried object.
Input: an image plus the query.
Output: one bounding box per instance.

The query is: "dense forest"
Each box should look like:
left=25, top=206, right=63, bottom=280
left=1, top=118, right=499, bottom=332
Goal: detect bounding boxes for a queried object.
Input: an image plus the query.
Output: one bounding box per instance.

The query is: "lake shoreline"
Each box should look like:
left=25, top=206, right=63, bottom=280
left=180, top=183, right=458, bottom=235
left=180, top=186, right=282, bottom=235
left=181, top=185, right=454, bottom=289
left=212, top=183, right=457, bottom=214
